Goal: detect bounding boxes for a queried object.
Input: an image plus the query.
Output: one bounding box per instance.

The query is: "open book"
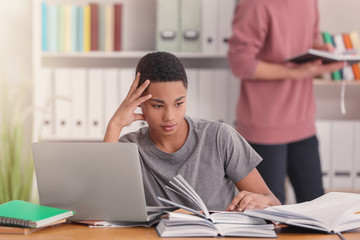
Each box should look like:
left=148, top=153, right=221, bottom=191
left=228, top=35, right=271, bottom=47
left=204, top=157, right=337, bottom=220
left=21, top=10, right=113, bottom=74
left=286, top=48, right=360, bottom=65
left=155, top=175, right=276, bottom=238
left=243, top=192, right=360, bottom=234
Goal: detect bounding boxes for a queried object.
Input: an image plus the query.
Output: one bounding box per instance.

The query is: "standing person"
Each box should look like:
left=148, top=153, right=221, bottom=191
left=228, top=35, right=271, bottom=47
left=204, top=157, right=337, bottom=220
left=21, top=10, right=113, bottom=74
left=228, top=0, right=344, bottom=204
left=104, top=51, right=280, bottom=211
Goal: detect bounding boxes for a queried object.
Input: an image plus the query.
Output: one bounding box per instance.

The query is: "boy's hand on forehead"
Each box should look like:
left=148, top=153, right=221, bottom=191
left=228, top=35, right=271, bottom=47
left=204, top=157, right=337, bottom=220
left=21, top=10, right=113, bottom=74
left=110, top=72, right=152, bottom=129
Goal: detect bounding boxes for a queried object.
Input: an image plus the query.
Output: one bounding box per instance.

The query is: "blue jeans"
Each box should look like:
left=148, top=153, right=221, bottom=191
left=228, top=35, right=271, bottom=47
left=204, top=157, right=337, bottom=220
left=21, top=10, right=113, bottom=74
left=250, top=135, right=324, bottom=204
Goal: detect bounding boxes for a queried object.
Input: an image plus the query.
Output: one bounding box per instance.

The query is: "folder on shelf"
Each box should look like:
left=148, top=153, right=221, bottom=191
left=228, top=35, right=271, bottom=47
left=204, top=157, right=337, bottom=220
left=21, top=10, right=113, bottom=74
left=156, top=0, right=180, bottom=52
left=71, top=6, right=78, bottom=52
left=58, top=5, right=65, bottom=52
left=218, top=0, right=236, bottom=55
left=180, top=0, right=201, bottom=52
left=105, top=4, right=114, bottom=52
left=63, top=5, right=72, bottom=52
left=349, top=31, right=360, bottom=81
left=54, top=68, right=72, bottom=138
left=331, top=121, right=354, bottom=189
left=88, top=69, right=104, bottom=139
left=90, top=3, right=99, bottom=51
left=333, top=34, right=354, bottom=81
left=48, top=4, right=58, bottom=52
left=201, top=0, right=218, bottom=54
left=77, top=6, right=84, bottom=51
left=104, top=69, right=119, bottom=128
left=98, top=5, right=106, bottom=51
left=114, top=3, right=122, bottom=51
left=185, top=69, right=199, bottom=119
left=71, top=69, right=87, bottom=138
left=41, top=2, right=48, bottom=52
left=316, top=121, right=332, bottom=190
left=83, top=5, right=91, bottom=52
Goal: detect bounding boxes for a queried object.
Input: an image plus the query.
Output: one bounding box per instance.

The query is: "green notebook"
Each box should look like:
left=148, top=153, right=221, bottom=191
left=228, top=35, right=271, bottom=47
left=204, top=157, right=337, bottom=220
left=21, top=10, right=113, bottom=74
left=0, top=200, right=74, bottom=228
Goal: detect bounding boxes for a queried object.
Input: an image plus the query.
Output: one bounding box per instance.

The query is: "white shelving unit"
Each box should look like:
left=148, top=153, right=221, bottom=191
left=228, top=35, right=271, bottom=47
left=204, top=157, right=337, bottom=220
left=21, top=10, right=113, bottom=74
left=32, top=0, right=236, bottom=142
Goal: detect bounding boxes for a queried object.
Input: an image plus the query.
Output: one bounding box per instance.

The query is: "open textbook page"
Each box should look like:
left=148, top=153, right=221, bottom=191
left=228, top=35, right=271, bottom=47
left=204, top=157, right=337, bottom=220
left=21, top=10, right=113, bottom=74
left=244, top=192, right=360, bottom=233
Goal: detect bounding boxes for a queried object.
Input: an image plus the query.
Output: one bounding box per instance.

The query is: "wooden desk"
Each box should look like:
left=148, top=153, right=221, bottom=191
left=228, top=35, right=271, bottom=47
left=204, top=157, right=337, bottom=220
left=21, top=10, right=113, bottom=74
left=0, top=224, right=359, bottom=240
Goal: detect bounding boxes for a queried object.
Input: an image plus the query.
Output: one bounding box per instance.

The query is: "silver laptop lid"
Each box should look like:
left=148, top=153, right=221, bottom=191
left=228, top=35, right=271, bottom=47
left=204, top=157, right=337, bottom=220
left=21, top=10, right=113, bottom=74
left=32, top=142, right=149, bottom=221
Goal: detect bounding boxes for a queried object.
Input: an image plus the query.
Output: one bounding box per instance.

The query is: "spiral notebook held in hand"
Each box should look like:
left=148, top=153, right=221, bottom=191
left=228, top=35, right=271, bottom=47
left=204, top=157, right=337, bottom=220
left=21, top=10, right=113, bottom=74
left=155, top=175, right=276, bottom=238
left=243, top=192, right=360, bottom=234
left=286, top=48, right=360, bottom=65
left=0, top=200, right=73, bottom=228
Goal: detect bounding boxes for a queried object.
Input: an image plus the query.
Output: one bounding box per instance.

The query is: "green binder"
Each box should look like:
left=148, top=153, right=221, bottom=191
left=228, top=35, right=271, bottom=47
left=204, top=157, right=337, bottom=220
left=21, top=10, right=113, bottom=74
left=0, top=200, right=74, bottom=228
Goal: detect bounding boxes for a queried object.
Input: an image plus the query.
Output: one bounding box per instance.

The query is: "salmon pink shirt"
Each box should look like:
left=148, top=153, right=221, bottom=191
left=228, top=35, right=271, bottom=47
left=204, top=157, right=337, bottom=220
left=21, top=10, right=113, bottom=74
left=228, top=0, right=322, bottom=144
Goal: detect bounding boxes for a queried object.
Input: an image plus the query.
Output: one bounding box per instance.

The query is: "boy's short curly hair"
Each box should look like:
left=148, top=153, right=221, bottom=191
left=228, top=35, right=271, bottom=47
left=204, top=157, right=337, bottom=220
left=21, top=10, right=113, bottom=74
left=135, top=52, right=187, bottom=90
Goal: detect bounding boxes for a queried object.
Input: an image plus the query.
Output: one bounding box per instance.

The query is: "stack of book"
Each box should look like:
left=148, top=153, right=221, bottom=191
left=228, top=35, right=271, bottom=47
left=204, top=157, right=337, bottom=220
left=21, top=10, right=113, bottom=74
left=41, top=2, right=122, bottom=52
left=0, top=200, right=74, bottom=235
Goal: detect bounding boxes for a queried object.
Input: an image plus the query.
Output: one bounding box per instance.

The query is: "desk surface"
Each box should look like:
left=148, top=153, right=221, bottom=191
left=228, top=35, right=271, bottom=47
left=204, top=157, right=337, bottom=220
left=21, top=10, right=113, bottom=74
left=0, top=224, right=359, bottom=240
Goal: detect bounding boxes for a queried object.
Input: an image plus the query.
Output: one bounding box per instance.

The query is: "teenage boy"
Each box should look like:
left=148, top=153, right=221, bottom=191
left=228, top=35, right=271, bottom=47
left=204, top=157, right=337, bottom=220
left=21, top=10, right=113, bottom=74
left=104, top=52, right=280, bottom=211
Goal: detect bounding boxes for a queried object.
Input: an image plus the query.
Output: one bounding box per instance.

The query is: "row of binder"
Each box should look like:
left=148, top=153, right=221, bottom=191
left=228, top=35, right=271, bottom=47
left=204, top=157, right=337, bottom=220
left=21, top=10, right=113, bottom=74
left=156, top=0, right=236, bottom=54
left=33, top=68, right=240, bottom=140
left=316, top=121, right=360, bottom=191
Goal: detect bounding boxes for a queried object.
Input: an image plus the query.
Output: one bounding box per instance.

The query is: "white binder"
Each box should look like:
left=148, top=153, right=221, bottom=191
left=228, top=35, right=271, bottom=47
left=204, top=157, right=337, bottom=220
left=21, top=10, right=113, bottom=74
left=104, top=69, right=119, bottom=130
left=54, top=68, right=71, bottom=138
left=70, top=68, right=87, bottom=138
left=198, top=69, right=215, bottom=121
left=354, top=122, right=360, bottom=190
left=201, top=0, right=218, bottom=54
left=48, top=4, right=58, bottom=52
left=331, top=121, right=354, bottom=190
left=185, top=69, right=199, bottom=119
left=156, top=0, right=180, bottom=52
left=218, top=0, right=236, bottom=55
left=34, top=68, right=53, bottom=140
left=315, top=121, right=332, bottom=190
left=213, top=69, right=230, bottom=124
left=228, top=73, right=240, bottom=128
left=180, top=0, right=201, bottom=52
left=88, top=69, right=104, bottom=139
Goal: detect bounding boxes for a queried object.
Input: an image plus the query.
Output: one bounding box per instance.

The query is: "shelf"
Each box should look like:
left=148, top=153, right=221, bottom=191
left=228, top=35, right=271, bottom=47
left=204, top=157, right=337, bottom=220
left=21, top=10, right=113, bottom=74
left=42, top=51, right=228, bottom=59
left=41, top=51, right=230, bottom=69
left=314, top=79, right=360, bottom=85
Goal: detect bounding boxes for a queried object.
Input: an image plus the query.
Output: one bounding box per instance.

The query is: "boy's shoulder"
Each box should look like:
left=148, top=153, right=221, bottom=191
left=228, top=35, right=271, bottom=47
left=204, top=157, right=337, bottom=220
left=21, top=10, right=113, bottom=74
left=119, top=126, right=147, bottom=143
left=187, top=116, right=235, bottom=135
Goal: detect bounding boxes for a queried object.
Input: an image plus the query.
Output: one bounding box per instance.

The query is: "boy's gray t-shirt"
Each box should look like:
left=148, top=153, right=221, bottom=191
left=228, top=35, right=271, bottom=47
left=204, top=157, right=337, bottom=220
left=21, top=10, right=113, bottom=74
left=119, top=116, right=262, bottom=211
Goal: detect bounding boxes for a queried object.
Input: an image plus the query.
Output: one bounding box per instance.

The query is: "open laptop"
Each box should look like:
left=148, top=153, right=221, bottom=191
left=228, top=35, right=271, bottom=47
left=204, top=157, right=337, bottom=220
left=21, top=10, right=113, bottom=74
left=32, top=142, right=175, bottom=221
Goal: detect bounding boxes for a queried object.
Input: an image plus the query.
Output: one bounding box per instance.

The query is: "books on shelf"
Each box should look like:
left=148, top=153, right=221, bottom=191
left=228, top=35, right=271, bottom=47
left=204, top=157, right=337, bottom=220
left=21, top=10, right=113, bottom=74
left=155, top=175, right=276, bottom=238
left=243, top=192, right=360, bottom=234
left=41, top=2, right=122, bottom=52
left=0, top=200, right=74, bottom=229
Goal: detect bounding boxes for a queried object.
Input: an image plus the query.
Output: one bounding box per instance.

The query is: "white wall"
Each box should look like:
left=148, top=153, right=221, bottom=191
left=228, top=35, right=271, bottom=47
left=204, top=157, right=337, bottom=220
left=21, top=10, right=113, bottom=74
left=319, top=0, right=360, bottom=34
left=0, top=0, right=32, bottom=85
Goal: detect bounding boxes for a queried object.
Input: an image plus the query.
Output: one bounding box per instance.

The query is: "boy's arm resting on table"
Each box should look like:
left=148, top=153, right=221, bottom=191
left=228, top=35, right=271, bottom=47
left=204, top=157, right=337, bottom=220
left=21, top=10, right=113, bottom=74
left=226, top=169, right=281, bottom=212
left=103, top=73, right=152, bottom=142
